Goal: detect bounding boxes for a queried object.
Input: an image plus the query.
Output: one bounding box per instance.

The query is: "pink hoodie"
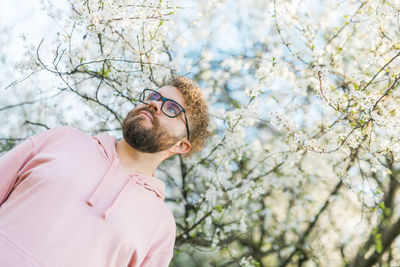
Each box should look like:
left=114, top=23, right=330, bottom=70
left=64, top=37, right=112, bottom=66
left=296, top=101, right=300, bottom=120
left=0, top=126, right=176, bottom=267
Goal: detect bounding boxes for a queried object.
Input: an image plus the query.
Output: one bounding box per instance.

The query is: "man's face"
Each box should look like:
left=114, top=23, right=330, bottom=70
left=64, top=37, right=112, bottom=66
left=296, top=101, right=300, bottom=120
left=122, top=86, right=188, bottom=153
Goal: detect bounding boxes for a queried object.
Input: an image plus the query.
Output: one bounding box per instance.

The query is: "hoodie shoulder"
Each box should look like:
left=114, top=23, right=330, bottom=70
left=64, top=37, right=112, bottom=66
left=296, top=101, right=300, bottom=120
left=29, top=126, right=90, bottom=153
left=52, top=126, right=86, bottom=135
left=35, top=126, right=84, bottom=138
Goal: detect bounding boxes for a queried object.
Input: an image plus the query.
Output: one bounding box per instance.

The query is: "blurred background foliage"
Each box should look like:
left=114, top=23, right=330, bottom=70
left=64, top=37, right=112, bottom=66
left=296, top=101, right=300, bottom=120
left=1, top=0, right=400, bottom=266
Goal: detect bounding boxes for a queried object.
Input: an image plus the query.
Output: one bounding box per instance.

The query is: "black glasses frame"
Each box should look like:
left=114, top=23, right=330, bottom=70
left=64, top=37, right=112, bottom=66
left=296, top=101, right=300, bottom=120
left=139, top=89, right=190, bottom=140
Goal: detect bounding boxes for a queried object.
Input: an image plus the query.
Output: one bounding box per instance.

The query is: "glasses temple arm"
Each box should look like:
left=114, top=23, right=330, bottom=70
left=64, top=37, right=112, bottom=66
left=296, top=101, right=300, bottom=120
left=183, top=111, right=190, bottom=141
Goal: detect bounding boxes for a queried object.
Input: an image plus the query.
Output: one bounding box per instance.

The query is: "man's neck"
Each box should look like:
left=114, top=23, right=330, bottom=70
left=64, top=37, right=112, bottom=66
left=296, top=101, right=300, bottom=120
left=116, top=139, right=165, bottom=177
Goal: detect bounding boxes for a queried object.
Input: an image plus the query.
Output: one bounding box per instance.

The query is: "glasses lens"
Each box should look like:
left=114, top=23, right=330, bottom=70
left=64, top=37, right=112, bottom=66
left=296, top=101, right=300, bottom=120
left=163, top=100, right=182, bottom=117
left=143, top=90, right=161, bottom=103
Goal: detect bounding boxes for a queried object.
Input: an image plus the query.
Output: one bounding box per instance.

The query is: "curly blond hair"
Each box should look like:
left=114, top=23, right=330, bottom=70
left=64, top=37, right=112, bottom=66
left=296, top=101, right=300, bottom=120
left=165, top=76, right=210, bottom=156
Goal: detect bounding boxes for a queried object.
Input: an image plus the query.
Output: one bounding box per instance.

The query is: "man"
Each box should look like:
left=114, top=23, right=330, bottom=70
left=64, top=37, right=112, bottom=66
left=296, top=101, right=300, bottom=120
left=0, top=76, right=210, bottom=267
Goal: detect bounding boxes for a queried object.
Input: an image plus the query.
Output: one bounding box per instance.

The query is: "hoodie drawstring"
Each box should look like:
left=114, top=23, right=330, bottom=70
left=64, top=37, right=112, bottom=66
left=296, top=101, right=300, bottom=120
left=86, top=146, right=165, bottom=219
left=102, top=175, right=142, bottom=219
left=86, top=161, right=152, bottom=219
left=87, top=157, right=119, bottom=207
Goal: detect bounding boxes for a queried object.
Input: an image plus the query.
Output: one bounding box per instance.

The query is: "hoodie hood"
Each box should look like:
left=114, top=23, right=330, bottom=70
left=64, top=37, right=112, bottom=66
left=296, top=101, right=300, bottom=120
left=86, top=133, right=166, bottom=219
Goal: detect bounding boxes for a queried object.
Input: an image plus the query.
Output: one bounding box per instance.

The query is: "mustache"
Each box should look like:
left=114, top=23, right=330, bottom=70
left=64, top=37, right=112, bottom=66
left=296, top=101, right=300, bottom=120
left=132, top=106, right=158, bottom=123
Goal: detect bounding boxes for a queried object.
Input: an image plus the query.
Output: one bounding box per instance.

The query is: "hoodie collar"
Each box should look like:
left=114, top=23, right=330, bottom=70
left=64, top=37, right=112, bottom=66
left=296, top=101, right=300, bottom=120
left=87, top=133, right=166, bottom=219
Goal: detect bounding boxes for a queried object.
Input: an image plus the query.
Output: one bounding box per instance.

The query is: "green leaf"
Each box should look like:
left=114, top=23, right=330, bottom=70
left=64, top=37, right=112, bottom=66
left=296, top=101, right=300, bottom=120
left=375, top=233, right=382, bottom=254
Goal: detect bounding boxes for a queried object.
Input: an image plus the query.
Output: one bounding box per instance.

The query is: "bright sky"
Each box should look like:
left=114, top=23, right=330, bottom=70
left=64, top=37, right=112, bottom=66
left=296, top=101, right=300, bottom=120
left=0, top=0, right=69, bottom=78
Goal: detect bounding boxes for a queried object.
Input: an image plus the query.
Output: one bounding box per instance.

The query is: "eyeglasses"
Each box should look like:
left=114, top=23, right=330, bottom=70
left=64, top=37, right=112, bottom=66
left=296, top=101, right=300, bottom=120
left=139, top=89, right=190, bottom=140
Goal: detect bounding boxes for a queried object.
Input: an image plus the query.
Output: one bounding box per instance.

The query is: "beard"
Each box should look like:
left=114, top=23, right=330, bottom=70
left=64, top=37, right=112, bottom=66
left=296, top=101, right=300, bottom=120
left=122, top=106, right=182, bottom=153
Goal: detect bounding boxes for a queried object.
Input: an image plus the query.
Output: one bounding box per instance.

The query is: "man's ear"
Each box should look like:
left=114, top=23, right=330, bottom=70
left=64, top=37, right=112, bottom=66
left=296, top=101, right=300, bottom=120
left=169, top=139, right=191, bottom=155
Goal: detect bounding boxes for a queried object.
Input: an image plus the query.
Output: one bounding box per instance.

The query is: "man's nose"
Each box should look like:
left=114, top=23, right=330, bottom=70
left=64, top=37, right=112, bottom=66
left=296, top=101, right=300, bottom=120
left=148, top=100, right=162, bottom=114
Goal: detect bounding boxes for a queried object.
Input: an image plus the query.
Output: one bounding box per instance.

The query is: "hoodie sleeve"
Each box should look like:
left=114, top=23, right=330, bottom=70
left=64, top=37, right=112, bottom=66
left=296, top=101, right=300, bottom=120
left=138, top=251, right=173, bottom=267
left=0, top=137, right=35, bottom=205
left=0, top=126, right=67, bottom=205
left=132, top=214, right=176, bottom=267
